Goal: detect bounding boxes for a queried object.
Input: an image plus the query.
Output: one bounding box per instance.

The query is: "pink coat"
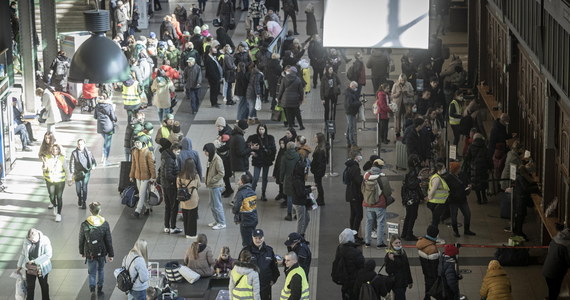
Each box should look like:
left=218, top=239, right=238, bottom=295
left=375, top=91, right=392, bottom=120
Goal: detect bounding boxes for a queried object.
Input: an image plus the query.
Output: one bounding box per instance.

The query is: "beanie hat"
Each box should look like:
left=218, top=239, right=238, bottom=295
left=165, top=113, right=174, bottom=120
left=144, top=122, right=154, bottom=131
left=414, top=118, right=425, bottom=127
left=444, top=244, right=459, bottom=257
left=426, top=225, right=439, bottom=240
left=149, top=32, right=156, bottom=39
left=194, top=26, right=202, bottom=35
left=215, top=117, right=227, bottom=127
left=237, top=119, right=249, bottom=130
left=221, top=134, right=230, bottom=142
left=133, top=123, right=143, bottom=134
left=290, top=66, right=298, bottom=73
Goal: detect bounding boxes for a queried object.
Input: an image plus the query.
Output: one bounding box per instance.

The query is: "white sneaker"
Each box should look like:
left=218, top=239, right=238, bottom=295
left=186, top=235, right=197, bottom=239
left=170, top=228, right=182, bottom=234
left=212, top=224, right=226, bottom=230
left=48, top=204, right=54, bottom=209
left=55, top=214, right=62, bottom=222
left=53, top=207, right=58, bottom=216
left=371, top=230, right=378, bottom=239
left=208, top=222, right=217, bottom=227
left=229, top=200, right=234, bottom=206
left=164, top=228, right=170, bottom=233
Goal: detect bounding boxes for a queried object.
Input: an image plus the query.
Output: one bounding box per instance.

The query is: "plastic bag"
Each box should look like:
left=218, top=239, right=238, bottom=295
left=255, top=96, right=262, bottom=111
left=11, top=271, right=26, bottom=300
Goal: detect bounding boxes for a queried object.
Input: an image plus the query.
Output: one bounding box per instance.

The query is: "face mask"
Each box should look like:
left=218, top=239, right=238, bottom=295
left=440, top=169, right=447, bottom=174
left=393, top=246, right=402, bottom=251
left=227, top=48, right=233, bottom=54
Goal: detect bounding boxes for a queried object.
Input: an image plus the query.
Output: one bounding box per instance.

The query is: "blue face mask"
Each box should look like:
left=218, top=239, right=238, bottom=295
left=393, top=246, right=402, bottom=251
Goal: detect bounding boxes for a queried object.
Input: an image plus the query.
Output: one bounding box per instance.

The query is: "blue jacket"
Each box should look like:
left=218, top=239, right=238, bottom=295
left=232, top=183, right=258, bottom=227
left=122, top=251, right=149, bottom=292
left=178, top=137, right=203, bottom=179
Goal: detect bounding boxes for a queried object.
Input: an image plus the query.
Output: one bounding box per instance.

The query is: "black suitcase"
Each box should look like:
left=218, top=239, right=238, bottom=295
left=119, top=161, right=133, bottom=193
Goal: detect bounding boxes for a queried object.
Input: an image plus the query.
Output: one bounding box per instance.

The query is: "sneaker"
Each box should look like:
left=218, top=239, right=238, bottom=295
left=164, top=228, right=170, bottom=233
left=132, top=211, right=140, bottom=218
left=212, top=224, right=226, bottom=230
left=284, top=214, right=293, bottom=221
left=229, top=200, right=235, bottom=206
left=371, top=230, right=378, bottom=239
left=186, top=235, right=197, bottom=239
left=80, top=202, right=86, bottom=210
left=55, top=214, right=62, bottom=222
left=53, top=206, right=58, bottom=216
left=170, top=228, right=182, bottom=234
left=365, top=243, right=370, bottom=248
left=377, top=244, right=387, bottom=249
left=48, top=203, right=54, bottom=209
left=208, top=222, right=217, bottom=227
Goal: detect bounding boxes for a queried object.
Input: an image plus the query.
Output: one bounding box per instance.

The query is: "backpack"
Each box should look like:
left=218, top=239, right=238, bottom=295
left=55, top=60, right=68, bottom=76
left=331, top=246, right=349, bottom=285
left=176, top=179, right=195, bottom=202
left=361, top=177, right=381, bottom=205
left=116, top=256, right=140, bottom=293
left=84, top=223, right=106, bottom=257
left=347, top=63, right=358, bottom=81
left=359, top=280, right=379, bottom=300
left=121, top=185, right=139, bottom=208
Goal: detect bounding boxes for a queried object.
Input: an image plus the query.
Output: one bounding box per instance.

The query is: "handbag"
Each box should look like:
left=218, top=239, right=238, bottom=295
left=25, top=262, right=39, bottom=276
left=178, top=265, right=201, bottom=284
left=388, top=101, right=398, bottom=113
left=373, top=263, right=395, bottom=297
left=164, top=261, right=184, bottom=283
left=271, top=109, right=282, bottom=121
left=255, top=96, right=262, bottom=111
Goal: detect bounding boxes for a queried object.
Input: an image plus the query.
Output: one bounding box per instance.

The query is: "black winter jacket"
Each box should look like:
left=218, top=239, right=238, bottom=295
left=246, top=133, right=276, bottom=167
left=543, top=229, right=570, bottom=279
left=443, top=173, right=468, bottom=204
left=352, top=260, right=377, bottom=300
left=280, top=148, right=301, bottom=197
left=385, top=250, right=413, bottom=288
left=204, top=54, right=222, bottom=81
left=334, top=242, right=365, bottom=287
left=235, top=70, right=249, bottom=97
left=160, top=149, right=179, bottom=188
left=241, top=242, right=280, bottom=288
left=438, top=256, right=460, bottom=299
left=344, top=159, right=363, bottom=202
left=488, top=118, right=513, bottom=156
left=402, top=168, right=424, bottom=206
left=79, top=218, right=114, bottom=258
left=277, top=73, right=304, bottom=108
left=310, top=148, right=327, bottom=178
left=229, top=126, right=251, bottom=172
left=288, top=242, right=312, bottom=276
left=344, top=88, right=361, bottom=115
left=465, top=138, right=491, bottom=190
left=320, top=72, right=341, bottom=100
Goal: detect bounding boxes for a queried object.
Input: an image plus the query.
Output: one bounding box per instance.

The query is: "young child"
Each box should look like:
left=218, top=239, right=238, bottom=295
left=214, top=246, right=235, bottom=275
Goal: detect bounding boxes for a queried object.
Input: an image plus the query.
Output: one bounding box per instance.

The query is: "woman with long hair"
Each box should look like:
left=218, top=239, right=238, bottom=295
left=42, top=144, right=71, bottom=222
left=38, top=131, right=56, bottom=160
left=184, top=233, right=215, bottom=277
left=246, top=123, right=276, bottom=201
left=203, top=143, right=227, bottom=230
left=375, top=82, right=392, bottom=145
left=122, top=239, right=150, bottom=300
left=273, top=128, right=297, bottom=203
left=229, top=249, right=261, bottom=300
left=94, top=90, right=118, bottom=165
left=385, top=234, right=413, bottom=300
left=311, top=132, right=327, bottom=206
left=320, top=65, right=341, bottom=122
left=178, top=158, right=201, bottom=238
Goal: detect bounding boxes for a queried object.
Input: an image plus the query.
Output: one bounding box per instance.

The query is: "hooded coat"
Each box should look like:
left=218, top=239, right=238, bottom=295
left=279, top=148, right=302, bottom=198
left=160, top=149, right=179, bottom=188
left=246, top=130, right=277, bottom=167
left=151, top=76, right=175, bottom=109
left=334, top=229, right=365, bottom=288
left=366, top=50, right=389, bottom=81
left=352, top=260, right=377, bottom=300
left=438, top=255, right=460, bottom=299
left=385, top=249, right=413, bottom=289
left=273, top=130, right=297, bottom=182
left=465, top=137, right=492, bottom=190
left=177, top=137, right=203, bottom=179
left=230, top=126, right=251, bottom=172
left=480, top=260, right=512, bottom=300
left=277, top=73, right=304, bottom=108
left=17, top=230, right=53, bottom=277
left=94, top=98, right=117, bottom=134
left=229, top=261, right=261, bottom=300
left=79, top=215, right=114, bottom=258
left=344, top=159, right=363, bottom=203
left=543, top=228, right=570, bottom=279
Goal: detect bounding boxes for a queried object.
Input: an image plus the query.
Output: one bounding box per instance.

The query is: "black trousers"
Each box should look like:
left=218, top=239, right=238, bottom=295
left=349, top=200, right=363, bottom=234
left=154, top=0, right=162, bottom=10
left=427, top=202, right=447, bottom=228
left=449, top=202, right=471, bottom=232
left=312, top=66, right=324, bottom=87
left=285, top=107, right=304, bottom=128
left=323, top=96, right=337, bottom=122
left=182, top=207, right=198, bottom=236
left=546, top=276, right=564, bottom=300
left=314, top=175, right=324, bottom=205
left=208, top=79, right=220, bottom=106
left=402, top=202, right=419, bottom=238
left=27, top=273, right=50, bottom=300
left=163, top=186, right=179, bottom=229
left=283, top=11, right=298, bottom=33
left=377, top=119, right=389, bottom=143
left=260, top=284, right=272, bottom=300
left=451, top=124, right=461, bottom=145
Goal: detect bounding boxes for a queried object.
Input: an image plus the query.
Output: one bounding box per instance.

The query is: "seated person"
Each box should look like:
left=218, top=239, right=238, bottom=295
left=12, top=99, right=33, bottom=151
left=214, top=246, right=234, bottom=275
left=184, top=233, right=215, bottom=277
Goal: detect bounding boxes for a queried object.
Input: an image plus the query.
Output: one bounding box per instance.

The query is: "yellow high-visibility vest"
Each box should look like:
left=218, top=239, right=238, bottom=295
left=448, top=99, right=461, bottom=125
left=280, top=266, right=309, bottom=300
left=428, top=173, right=449, bottom=204
left=122, top=82, right=141, bottom=106
left=43, top=155, right=67, bottom=183
left=230, top=269, right=255, bottom=300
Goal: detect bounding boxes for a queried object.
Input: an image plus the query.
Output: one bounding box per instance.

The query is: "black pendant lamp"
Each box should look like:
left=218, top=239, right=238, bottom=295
left=68, top=8, right=130, bottom=83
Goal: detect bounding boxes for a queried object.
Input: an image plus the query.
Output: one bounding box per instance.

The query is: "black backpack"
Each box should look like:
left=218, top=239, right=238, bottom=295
left=176, top=179, right=195, bottom=202
left=84, top=223, right=106, bottom=258
left=116, top=256, right=140, bottom=293
left=54, top=60, right=68, bottom=76
left=359, top=280, right=379, bottom=300
left=347, top=63, right=358, bottom=81
left=331, top=246, right=349, bottom=285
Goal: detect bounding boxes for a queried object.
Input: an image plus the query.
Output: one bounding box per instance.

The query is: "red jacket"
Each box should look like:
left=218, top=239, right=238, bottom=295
left=82, top=83, right=98, bottom=99
left=375, top=91, right=392, bottom=120
left=152, top=65, right=180, bottom=81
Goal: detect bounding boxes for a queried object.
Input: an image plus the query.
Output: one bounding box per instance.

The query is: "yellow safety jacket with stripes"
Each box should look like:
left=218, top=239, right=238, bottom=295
left=42, top=154, right=68, bottom=183
left=230, top=269, right=255, bottom=300
left=428, top=173, right=450, bottom=204
left=280, top=266, right=309, bottom=300
left=448, top=99, right=462, bottom=125
left=122, top=81, right=141, bottom=107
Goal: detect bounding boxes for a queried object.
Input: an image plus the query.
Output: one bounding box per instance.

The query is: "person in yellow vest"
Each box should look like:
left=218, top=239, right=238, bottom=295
left=155, top=113, right=174, bottom=144
left=122, top=76, right=142, bottom=124
left=281, top=251, right=310, bottom=300
left=426, top=162, right=450, bottom=228
left=448, top=90, right=464, bottom=145
left=229, top=249, right=261, bottom=300
left=42, top=144, right=72, bottom=222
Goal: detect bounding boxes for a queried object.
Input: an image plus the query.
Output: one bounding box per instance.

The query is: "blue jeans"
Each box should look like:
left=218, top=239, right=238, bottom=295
left=294, top=204, right=310, bottom=236
left=225, top=81, right=233, bottom=100
left=14, top=123, right=30, bottom=147
left=75, top=172, right=91, bottom=203
left=124, top=147, right=131, bottom=161
left=101, top=133, right=113, bottom=159
left=252, top=166, right=269, bottom=195
left=209, top=187, right=226, bottom=225
left=128, top=289, right=146, bottom=300
left=346, top=114, right=357, bottom=146
left=186, top=88, right=200, bottom=113
left=237, top=96, right=249, bottom=120
left=247, top=97, right=257, bottom=118
left=158, top=107, right=172, bottom=122
left=87, top=256, right=106, bottom=288
left=286, top=195, right=293, bottom=215
left=365, top=207, right=386, bottom=246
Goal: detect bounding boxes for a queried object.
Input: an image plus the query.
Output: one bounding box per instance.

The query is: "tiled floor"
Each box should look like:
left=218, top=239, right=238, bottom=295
left=0, top=1, right=554, bottom=299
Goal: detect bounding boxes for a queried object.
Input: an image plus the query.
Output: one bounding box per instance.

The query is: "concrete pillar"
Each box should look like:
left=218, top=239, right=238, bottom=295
left=41, top=0, right=57, bottom=79
left=18, top=0, right=36, bottom=113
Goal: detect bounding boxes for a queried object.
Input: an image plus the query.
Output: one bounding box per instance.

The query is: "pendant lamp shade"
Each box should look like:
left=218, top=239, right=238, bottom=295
left=68, top=10, right=130, bottom=84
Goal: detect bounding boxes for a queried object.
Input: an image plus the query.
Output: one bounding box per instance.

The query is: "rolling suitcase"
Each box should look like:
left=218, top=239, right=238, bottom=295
left=118, top=161, right=133, bottom=193
left=395, top=141, right=408, bottom=170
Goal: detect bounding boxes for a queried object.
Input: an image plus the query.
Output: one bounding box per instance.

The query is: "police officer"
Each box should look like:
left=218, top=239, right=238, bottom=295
left=240, top=229, right=280, bottom=300
left=284, top=232, right=311, bottom=276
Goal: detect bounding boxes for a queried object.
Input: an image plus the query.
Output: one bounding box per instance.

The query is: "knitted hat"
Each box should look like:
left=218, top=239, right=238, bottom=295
left=444, top=244, right=459, bottom=257
left=149, top=32, right=156, bottom=39
left=220, top=134, right=230, bottom=142
left=194, top=26, right=201, bottom=34
left=290, top=66, right=298, bottom=73
left=426, top=225, right=439, bottom=239
left=237, top=119, right=249, bottom=130
left=143, top=122, right=154, bottom=131
left=215, top=117, right=226, bottom=127
left=132, top=123, right=143, bottom=134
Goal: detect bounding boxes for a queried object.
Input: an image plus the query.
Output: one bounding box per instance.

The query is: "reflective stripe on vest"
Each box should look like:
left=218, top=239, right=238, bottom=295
left=280, top=266, right=310, bottom=300
left=43, top=155, right=67, bottom=183
left=448, top=100, right=461, bottom=125
left=428, top=173, right=449, bottom=204
left=122, top=82, right=141, bottom=106
left=230, top=269, right=254, bottom=300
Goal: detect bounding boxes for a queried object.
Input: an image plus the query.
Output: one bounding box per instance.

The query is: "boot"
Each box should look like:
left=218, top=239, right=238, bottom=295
left=464, top=226, right=476, bottom=236
left=452, top=227, right=460, bottom=237
left=261, top=193, right=267, bottom=201
left=80, top=200, right=86, bottom=210
left=284, top=214, right=292, bottom=221
left=97, top=286, right=104, bottom=295
left=90, top=286, right=95, bottom=294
